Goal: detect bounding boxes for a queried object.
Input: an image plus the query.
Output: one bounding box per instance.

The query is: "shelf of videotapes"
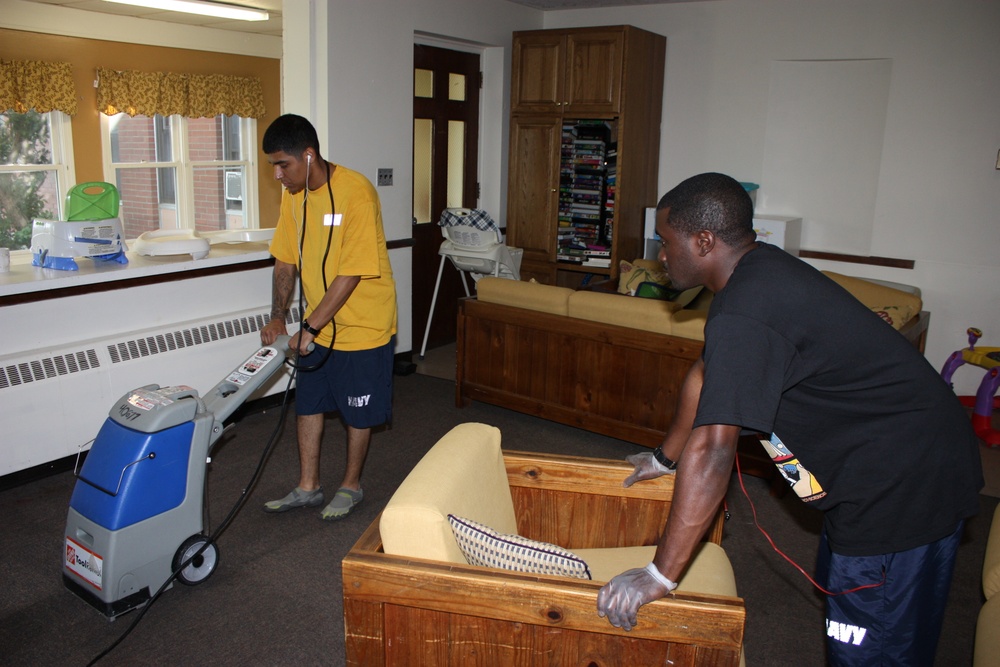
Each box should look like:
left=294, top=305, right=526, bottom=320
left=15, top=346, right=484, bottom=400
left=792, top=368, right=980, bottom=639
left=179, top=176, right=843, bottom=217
left=557, top=120, right=617, bottom=270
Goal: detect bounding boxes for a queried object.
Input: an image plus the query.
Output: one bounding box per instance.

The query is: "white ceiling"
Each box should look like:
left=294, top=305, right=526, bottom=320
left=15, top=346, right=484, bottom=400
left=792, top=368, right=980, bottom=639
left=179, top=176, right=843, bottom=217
left=22, top=0, right=694, bottom=38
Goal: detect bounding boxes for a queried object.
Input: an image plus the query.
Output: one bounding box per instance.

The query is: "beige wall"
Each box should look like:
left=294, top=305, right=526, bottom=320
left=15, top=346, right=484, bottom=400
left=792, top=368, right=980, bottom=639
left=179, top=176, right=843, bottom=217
left=0, top=27, right=283, bottom=228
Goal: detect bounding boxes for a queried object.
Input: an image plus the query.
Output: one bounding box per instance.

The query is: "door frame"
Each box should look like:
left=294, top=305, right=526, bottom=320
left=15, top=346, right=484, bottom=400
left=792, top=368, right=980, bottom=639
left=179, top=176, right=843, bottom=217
left=411, top=40, right=483, bottom=355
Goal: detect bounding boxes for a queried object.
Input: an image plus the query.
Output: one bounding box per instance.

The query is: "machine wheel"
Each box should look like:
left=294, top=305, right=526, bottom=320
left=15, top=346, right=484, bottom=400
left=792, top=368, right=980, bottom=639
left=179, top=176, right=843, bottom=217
left=173, top=535, right=219, bottom=586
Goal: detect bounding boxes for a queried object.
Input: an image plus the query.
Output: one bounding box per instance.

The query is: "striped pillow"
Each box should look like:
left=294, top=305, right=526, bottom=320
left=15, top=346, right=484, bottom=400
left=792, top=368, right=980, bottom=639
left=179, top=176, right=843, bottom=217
left=448, top=514, right=591, bottom=580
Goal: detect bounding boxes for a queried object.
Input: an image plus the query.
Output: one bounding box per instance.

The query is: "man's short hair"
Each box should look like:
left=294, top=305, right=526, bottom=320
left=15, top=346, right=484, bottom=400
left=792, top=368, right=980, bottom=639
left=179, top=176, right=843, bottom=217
left=262, top=114, right=320, bottom=158
left=657, top=173, right=755, bottom=247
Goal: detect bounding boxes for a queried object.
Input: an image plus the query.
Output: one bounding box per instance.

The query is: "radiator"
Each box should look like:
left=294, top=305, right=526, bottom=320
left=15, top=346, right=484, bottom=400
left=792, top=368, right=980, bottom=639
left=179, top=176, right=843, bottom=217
left=0, top=305, right=300, bottom=477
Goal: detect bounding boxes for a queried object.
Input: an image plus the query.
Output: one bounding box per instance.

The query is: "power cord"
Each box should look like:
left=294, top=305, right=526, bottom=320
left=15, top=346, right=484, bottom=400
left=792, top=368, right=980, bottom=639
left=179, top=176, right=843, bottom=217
left=287, top=155, right=336, bottom=373
left=86, top=366, right=299, bottom=666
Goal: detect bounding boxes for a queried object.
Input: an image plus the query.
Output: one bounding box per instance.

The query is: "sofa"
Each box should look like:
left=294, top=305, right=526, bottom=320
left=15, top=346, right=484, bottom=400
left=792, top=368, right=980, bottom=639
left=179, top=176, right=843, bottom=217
left=341, top=423, right=745, bottom=666
left=456, top=270, right=930, bottom=450
left=977, top=504, right=1000, bottom=666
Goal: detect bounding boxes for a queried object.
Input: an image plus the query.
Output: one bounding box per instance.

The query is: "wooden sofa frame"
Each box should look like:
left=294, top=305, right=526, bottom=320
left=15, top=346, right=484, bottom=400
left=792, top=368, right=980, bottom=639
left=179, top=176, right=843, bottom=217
left=456, top=296, right=930, bottom=449
left=342, top=450, right=742, bottom=666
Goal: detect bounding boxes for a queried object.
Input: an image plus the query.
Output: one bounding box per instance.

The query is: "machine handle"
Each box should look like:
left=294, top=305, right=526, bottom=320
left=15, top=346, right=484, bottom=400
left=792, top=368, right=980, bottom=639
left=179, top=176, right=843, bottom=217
left=75, top=452, right=156, bottom=497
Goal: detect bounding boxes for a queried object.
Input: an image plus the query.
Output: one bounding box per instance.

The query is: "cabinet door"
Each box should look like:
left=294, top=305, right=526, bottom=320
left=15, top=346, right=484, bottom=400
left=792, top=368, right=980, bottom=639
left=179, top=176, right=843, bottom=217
left=511, top=33, right=566, bottom=112
left=565, top=30, right=624, bottom=114
left=507, top=115, right=562, bottom=264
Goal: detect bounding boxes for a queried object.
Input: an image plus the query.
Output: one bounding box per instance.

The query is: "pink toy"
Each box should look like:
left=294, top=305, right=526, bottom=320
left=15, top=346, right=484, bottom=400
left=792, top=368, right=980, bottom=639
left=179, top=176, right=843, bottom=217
left=940, top=327, right=1000, bottom=447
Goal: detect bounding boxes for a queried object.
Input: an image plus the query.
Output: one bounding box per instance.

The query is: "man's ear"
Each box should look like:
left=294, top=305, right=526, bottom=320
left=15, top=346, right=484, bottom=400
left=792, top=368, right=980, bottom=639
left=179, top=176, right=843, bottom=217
left=696, top=229, right=716, bottom=257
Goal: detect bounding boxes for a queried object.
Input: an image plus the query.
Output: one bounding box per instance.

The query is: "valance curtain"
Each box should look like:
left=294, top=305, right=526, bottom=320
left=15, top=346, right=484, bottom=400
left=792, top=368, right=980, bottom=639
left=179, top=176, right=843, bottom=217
left=0, top=59, right=78, bottom=115
left=96, top=67, right=265, bottom=118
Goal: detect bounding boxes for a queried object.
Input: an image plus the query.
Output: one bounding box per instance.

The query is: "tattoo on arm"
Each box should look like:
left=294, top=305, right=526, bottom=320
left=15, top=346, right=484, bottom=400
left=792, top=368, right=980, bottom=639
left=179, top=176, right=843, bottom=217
left=271, top=265, right=296, bottom=324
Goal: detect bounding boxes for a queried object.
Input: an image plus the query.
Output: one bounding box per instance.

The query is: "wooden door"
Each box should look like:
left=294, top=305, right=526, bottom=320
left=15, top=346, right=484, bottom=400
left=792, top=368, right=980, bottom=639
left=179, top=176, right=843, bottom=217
left=506, top=115, right=562, bottom=283
left=510, top=32, right=566, bottom=112
left=412, top=44, right=481, bottom=354
left=565, top=29, right=624, bottom=114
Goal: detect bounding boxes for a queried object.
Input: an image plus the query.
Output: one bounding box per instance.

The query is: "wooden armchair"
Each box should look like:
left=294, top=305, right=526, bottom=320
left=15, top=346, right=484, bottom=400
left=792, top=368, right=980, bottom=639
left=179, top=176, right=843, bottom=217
left=342, top=423, right=745, bottom=666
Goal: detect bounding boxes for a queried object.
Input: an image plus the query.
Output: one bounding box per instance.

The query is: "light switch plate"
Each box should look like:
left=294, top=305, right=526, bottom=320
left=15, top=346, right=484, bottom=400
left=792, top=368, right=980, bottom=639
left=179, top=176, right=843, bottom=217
left=377, top=168, right=393, bottom=186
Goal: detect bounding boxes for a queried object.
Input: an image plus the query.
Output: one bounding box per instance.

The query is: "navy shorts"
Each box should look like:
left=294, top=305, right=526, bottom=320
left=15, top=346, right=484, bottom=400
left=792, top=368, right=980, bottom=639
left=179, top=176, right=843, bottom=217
left=816, top=522, right=963, bottom=666
left=294, top=338, right=394, bottom=429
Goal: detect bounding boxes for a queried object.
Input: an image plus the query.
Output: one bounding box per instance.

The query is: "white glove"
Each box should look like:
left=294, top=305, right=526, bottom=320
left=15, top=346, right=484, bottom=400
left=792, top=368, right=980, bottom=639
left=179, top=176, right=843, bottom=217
left=597, top=563, right=677, bottom=631
left=623, top=451, right=674, bottom=488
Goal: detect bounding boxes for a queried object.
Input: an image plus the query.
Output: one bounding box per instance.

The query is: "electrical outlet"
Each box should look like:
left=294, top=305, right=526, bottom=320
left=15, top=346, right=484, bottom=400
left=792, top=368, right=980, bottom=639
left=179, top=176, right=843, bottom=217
left=377, top=168, right=393, bottom=187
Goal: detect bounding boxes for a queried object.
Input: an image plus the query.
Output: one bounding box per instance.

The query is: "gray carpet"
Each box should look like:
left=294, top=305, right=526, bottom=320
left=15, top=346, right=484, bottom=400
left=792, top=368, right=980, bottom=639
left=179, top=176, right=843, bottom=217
left=0, top=372, right=993, bottom=666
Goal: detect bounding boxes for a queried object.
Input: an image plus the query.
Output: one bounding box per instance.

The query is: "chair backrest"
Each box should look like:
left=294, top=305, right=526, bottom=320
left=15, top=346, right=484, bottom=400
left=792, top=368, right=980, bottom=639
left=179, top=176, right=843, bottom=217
left=379, top=423, right=518, bottom=564
left=439, top=208, right=502, bottom=248
left=443, top=223, right=501, bottom=250
left=66, top=182, right=120, bottom=221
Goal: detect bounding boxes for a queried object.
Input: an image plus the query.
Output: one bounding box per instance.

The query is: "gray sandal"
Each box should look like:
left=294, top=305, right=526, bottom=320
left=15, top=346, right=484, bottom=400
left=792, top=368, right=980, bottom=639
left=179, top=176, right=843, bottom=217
left=320, top=487, right=363, bottom=521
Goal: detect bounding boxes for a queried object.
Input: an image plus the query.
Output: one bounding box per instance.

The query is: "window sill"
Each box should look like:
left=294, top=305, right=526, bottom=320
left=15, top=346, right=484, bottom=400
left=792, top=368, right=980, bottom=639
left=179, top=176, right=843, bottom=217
left=0, top=242, right=272, bottom=302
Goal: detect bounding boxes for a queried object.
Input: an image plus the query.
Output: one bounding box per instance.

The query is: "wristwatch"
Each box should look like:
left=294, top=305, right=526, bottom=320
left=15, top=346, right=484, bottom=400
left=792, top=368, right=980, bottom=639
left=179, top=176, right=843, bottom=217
left=652, top=447, right=678, bottom=470
left=301, top=319, right=322, bottom=336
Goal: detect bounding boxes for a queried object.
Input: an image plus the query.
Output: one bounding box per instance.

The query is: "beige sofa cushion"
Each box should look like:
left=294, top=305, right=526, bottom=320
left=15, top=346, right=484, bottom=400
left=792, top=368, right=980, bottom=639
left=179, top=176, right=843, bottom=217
left=823, top=272, right=923, bottom=330
left=976, top=594, right=1000, bottom=667
left=568, top=290, right=678, bottom=335
left=670, top=309, right=708, bottom=342
left=477, top=277, right=574, bottom=316
left=380, top=423, right=518, bottom=564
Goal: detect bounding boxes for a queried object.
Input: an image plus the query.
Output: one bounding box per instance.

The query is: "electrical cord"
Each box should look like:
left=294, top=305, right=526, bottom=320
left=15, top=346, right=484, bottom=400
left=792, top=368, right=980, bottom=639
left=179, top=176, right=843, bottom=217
left=86, top=365, right=299, bottom=666
left=734, top=455, right=885, bottom=596
left=286, top=155, right=336, bottom=372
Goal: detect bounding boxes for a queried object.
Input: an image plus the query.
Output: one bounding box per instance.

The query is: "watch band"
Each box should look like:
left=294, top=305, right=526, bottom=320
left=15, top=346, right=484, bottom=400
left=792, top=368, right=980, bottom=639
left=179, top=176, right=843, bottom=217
left=652, top=447, right=678, bottom=470
left=301, top=319, right=322, bottom=336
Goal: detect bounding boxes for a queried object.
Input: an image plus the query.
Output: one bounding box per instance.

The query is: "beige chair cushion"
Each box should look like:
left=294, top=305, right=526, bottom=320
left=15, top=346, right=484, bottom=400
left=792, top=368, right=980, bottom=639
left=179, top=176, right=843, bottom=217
left=822, top=272, right=923, bottom=330
left=477, top=277, right=574, bottom=316
left=575, top=542, right=737, bottom=597
left=380, top=423, right=518, bottom=564
left=983, top=505, right=1000, bottom=600
left=568, top=290, right=678, bottom=335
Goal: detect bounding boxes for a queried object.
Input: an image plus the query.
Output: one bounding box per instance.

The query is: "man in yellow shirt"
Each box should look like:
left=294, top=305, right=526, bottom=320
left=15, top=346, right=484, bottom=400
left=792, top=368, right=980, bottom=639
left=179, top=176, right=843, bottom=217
left=259, top=114, right=397, bottom=521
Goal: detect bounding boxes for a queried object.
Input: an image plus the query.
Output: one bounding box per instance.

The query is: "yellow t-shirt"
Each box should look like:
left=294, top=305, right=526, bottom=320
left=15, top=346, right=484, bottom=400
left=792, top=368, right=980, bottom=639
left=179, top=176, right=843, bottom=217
left=269, top=164, right=397, bottom=351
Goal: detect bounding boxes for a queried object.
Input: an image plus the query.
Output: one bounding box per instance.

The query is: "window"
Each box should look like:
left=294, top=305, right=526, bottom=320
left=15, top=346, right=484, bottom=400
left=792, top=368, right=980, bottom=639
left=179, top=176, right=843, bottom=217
left=0, top=110, right=75, bottom=250
left=102, top=113, right=257, bottom=238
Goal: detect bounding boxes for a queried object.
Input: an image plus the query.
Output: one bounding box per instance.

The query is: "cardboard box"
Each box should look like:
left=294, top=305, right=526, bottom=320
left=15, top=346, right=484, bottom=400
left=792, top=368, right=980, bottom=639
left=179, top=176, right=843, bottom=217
left=753, top=215, right=801, bottom=255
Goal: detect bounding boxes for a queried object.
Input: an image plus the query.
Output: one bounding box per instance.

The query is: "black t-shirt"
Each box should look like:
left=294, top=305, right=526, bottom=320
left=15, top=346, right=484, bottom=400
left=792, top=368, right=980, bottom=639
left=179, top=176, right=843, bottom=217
left=696, top=244, right=982, bottom=556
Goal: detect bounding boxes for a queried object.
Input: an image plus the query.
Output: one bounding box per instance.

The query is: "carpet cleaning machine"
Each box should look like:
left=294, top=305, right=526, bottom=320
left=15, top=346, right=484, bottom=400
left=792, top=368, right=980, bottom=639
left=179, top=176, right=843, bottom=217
left=63, top=337, right=299, bottom=618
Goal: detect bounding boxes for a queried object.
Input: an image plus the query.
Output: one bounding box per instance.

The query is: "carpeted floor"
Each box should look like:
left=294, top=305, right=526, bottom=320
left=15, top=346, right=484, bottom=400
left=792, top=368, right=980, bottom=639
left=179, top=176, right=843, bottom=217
left=0, top=368, right=993, bottom=666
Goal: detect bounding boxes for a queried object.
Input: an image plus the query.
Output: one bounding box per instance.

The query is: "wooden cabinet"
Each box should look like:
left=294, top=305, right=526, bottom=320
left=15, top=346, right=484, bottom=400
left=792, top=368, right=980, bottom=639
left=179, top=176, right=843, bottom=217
left=507, top=26, right=665, bottom=285
left=511, top=29, right=624, bottom=114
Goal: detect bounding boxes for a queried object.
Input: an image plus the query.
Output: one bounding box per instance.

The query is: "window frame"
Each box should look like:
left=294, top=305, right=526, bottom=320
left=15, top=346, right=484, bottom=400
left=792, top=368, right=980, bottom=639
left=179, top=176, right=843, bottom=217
left=100, top=113, right=259, bottom=236
left=0, top=110, right=77, bottom=242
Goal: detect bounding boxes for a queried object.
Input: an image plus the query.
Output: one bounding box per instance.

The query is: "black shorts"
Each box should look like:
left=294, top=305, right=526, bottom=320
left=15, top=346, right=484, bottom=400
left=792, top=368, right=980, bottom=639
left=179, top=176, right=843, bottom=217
left=295, top=338, right=394, bottom=429
left=817, top=522, right=963, bottom=666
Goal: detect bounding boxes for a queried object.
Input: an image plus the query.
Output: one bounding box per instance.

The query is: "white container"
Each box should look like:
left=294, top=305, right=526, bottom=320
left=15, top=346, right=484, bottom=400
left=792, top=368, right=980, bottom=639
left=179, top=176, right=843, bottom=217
left=753, top=215, right=802, bottom=255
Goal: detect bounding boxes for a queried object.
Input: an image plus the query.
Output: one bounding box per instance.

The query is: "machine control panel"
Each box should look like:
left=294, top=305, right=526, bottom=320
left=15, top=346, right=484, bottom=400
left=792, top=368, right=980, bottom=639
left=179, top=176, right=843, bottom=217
left=109, top=385, right=201, bottom=433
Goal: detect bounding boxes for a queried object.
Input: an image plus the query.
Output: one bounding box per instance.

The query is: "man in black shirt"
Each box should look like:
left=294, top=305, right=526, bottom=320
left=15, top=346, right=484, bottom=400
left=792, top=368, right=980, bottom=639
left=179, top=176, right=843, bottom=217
left=597, top=172, right=983, bottom=666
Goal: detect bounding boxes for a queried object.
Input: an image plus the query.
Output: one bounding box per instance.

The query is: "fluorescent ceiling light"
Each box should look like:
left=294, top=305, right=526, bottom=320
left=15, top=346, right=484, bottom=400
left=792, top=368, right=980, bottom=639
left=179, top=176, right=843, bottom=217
left=103, top=0, right=269, bottom=22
